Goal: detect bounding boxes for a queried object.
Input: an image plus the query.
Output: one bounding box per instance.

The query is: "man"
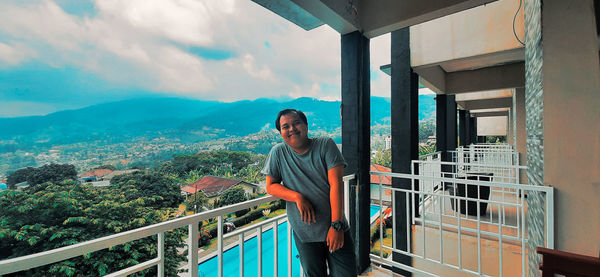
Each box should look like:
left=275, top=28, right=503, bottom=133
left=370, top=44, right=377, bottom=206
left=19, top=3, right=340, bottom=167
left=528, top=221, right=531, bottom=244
left=262, top=109, right=357, bottom=277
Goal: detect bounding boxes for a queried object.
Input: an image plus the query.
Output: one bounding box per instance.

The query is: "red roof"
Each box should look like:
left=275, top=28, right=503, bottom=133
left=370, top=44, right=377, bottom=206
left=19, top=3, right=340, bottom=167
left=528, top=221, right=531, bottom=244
left=371, top=164, right=391, bottom=185
left=81, top=169, right=113, bottom=178
left=181, top=176, right=243, bottom=197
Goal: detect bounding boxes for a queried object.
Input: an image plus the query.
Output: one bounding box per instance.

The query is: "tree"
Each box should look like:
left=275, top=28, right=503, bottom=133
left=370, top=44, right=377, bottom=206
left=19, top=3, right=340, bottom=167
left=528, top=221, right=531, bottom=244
left=93, top=164, right=117, bottom=171
left=372, top=150, right=391, bottom=168
left=6, top=164, right=77, bottom=188
left=184, top=192, right=208, bottom=212
left=6, top=167, right=36, bottom=188
left=110, top=171, right=183, bottom=209
left=26, top=163, right=78, bottom=186
left=0, top=181, right=185, bottom=276
left=218, top=187, right=247, bottom=207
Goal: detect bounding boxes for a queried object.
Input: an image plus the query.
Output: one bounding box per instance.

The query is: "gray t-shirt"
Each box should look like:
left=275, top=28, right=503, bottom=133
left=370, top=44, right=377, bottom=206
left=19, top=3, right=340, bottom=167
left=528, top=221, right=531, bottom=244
left=262, top=137, right=347, bottom=242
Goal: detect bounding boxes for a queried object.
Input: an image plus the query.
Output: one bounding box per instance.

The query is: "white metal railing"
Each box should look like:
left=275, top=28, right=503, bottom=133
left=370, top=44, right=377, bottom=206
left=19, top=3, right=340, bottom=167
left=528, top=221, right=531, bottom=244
left=0, top=175, right=357, bottom=276
left=370, top=171, right=554, bottom=277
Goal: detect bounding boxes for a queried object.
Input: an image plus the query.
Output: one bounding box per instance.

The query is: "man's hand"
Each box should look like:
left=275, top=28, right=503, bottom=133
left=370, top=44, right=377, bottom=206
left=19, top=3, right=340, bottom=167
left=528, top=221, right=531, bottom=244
left=295, top=194, right=316, bottom=224
left=327, top=227, right=344, bottom=252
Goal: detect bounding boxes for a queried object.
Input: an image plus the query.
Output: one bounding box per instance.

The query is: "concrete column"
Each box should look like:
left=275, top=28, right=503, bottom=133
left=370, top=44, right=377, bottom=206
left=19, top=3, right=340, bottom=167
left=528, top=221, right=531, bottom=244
left=540, top=0, right=600, bottom=254
left=506, top=108, right=513, bottom=146
left=515, top=87, right=526, bottom=182
left=524, top=0, right=600, bottom=272
left=459, top=109, right=469, bottom=146
left=469, top=116, right=477, bottom=145
left=341, top=30, right=371, bottom=273
left=390, top=27, right=419, bottom=277
left=436, top=95, right=458, bottom=155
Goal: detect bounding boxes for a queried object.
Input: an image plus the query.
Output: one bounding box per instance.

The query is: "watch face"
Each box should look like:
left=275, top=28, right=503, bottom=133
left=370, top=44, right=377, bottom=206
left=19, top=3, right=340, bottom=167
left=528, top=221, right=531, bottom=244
left=332, top=221, right=342, bottom=231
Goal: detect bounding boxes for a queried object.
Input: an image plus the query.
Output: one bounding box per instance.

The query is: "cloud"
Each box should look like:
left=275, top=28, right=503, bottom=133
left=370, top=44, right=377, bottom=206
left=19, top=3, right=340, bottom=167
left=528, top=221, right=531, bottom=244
left=0, top=42, right=38, bottom=66
left=0, top=0, right=345, bottom=105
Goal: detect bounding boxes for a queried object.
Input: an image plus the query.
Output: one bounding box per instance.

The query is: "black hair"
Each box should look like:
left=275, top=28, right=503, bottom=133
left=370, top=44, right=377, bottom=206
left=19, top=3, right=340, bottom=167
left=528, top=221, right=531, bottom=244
left=275, top=109, right=308, bottom=132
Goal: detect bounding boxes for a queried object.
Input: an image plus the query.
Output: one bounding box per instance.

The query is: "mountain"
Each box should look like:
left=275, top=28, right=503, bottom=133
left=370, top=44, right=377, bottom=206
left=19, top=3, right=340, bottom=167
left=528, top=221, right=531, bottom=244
left=0, top=95, right=435, bottom=148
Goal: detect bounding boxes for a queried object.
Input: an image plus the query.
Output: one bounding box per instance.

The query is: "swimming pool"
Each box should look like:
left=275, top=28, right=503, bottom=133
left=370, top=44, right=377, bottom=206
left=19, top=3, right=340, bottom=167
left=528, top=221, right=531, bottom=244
left=198, top=205, right=381, bottom=276
left=198, top=222, right=301, bottom=277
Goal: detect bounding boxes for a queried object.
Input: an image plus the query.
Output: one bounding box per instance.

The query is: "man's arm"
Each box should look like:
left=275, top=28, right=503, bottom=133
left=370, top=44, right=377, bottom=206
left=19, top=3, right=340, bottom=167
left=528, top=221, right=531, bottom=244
left=327, top=165, right=345, bottom=252
left=265, top=175, right=315, bottom=224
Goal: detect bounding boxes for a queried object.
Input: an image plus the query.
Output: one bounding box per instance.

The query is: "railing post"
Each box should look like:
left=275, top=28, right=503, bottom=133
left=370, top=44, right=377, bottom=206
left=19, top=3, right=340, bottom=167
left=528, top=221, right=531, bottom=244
left=258, top=225, right=263, bottom=277
left=287, top=222, right=292, bottom=277
left=157, top=232, right=164, bottom=277
left=218, top=216, right=224, bottom=277
left=239, top=233, right=245, bottom=277
left=188, top=223, right=199, bottom=277
left=344, top=178, right=350, bottom=227
left=273, top=221, right=278, bottom=276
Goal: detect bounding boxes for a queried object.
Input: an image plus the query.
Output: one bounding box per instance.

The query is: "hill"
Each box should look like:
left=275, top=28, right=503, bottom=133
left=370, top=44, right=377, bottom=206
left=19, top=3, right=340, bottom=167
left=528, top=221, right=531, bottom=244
left=0, top=95, right=435, bottom=150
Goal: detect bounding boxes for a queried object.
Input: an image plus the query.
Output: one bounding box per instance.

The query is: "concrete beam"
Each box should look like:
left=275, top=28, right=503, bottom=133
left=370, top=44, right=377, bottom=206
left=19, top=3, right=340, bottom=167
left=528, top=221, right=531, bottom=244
left=446, top=62, right=525, bottom=93
left=457, top=97, right=512, bottom=110
left=359, top=0, right=496, bottom=38
left=470, top=111, right=509, bottom=117
left=252, top=0, right=324, bottom=30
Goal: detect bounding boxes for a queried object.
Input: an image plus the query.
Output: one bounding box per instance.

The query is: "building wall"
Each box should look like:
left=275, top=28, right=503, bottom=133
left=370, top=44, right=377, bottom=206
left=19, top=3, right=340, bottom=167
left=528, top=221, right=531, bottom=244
left=540, top=0, right=600, bottom=256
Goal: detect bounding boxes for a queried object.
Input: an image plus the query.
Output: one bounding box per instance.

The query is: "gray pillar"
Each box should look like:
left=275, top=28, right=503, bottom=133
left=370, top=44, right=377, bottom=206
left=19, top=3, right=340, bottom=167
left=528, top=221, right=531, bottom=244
left=459, top=109, right=469, bottom=146
left=341, top=30, right=371, bottom=273
left=436, top=94, right=458, bottom=158
left=390, top=27, right=419, bottom=277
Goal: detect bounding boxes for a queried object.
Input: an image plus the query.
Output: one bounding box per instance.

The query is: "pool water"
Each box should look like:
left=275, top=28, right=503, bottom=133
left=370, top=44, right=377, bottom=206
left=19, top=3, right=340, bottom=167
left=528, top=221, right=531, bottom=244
left=198, top=205, right=381, bottom=277
left=198, top=222, right=301, bottom=277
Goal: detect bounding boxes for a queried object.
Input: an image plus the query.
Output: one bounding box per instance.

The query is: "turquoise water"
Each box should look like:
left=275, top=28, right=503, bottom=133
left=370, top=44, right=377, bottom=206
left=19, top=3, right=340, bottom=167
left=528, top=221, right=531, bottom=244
left=370, top=205, right=381, bottom=217
left=198, top=222, right=301, bottom=277
left=198, top=205, right=381, bottom=277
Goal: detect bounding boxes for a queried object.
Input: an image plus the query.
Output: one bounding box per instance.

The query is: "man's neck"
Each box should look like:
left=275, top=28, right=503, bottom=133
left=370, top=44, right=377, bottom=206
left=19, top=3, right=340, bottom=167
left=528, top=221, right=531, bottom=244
left=291, top=138, right=312, bottom=154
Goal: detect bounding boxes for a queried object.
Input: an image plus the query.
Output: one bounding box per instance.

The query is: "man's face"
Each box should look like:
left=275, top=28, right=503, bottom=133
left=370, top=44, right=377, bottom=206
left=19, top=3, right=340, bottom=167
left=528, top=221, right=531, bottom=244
left=279, top=113, right=309, bottom=149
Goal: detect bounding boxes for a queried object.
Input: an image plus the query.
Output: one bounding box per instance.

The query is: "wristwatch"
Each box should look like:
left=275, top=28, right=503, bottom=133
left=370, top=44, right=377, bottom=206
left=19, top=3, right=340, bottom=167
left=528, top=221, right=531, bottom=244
left=331, top=220, right=346, bottom=231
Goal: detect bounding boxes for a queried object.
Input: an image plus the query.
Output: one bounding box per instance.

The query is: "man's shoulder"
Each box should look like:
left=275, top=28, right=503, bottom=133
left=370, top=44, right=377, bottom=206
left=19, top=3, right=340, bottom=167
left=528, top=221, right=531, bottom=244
left=270, top=142, right=288, bottom=155
left=312, top=137, right=334, bottom=144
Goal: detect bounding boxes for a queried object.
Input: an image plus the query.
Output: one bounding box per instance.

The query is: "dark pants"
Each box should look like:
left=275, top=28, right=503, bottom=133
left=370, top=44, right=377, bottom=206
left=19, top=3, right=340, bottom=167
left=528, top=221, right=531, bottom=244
left=293, top=231, right=357, bottom=277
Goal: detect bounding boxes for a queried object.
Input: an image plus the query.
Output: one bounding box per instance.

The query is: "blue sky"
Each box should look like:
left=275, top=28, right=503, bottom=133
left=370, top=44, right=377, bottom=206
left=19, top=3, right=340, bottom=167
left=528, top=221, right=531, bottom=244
left=0, top=0, right=392, bottom=117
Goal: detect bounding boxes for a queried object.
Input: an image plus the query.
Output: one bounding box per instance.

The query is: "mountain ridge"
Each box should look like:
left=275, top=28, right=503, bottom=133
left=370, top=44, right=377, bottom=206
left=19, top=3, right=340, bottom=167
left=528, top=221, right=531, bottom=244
left=0, top=96, right=435, bottom=148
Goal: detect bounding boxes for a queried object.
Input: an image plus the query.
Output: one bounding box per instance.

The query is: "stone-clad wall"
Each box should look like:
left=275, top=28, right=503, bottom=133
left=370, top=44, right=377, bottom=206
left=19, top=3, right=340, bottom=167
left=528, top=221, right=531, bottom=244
left=523, top=0, right=546, bottom=276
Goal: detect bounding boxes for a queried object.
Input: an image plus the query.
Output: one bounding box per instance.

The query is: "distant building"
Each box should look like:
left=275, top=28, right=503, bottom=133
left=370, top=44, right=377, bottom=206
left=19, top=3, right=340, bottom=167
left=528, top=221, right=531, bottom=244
left=15, top=181, right=29, bottom=190
left=181, top=176, right=258, bottom=198
left=384, top=135, right=392, bottom=150
left=80, top=169, right=113, bottom=182
left=370, top=163, right=392, bottom=202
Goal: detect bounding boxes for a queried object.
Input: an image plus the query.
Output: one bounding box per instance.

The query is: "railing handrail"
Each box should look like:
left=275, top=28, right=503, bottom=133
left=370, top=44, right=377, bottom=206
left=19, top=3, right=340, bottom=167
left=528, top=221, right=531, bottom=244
left=371, top=171, right=550, bottom=192
left=0, top=195, right=278, bottom=275
left=412, top=159, right=527, bottom=170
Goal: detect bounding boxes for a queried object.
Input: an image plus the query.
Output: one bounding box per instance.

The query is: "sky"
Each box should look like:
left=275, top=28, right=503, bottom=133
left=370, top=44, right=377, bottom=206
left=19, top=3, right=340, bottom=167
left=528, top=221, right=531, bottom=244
left=0, top=0, right=393, bottom=117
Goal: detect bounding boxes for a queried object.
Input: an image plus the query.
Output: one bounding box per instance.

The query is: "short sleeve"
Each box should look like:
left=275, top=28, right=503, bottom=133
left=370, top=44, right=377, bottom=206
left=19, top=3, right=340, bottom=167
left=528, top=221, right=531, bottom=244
left=324, top=138, right=347, bottom=170
left=261, top=146, right=282, bottom=181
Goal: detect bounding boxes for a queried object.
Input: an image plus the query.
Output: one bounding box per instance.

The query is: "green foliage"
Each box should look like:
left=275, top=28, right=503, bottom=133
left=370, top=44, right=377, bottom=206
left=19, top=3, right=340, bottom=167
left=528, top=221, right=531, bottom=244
left=160, top=151, right=254, bottom=176
left=93, top=164, right=117, bottom=171
left=7, top=163, right=77, bottom=188
left=184, top=192, right=208, bottom=212
left=6, top=166, right=36, bottom=187
left=418, top=118, right=436, bottom=142
left=418, top=145, right=436, bottom=156
left=110, top=171, right=183, bottom=209
left=0, top=181, right=185, bottom=276
left=372, top=150, right=391, bottom=168
left=486, top=136, right=507, bottom=143
left=218, top=187, right=247, bottom=207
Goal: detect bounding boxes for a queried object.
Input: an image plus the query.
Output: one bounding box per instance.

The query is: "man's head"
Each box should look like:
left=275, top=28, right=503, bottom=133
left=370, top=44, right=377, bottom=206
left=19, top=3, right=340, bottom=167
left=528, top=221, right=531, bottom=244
left=276, top=109, right=309, bottom=150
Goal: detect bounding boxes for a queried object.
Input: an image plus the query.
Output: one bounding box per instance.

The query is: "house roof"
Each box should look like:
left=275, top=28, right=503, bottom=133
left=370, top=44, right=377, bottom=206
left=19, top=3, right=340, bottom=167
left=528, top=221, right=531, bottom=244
left=371, top=164, right=391, bottom=185
left=81, top=169, right=113, bottom=178
left=181, top=176, right=254, bottom=198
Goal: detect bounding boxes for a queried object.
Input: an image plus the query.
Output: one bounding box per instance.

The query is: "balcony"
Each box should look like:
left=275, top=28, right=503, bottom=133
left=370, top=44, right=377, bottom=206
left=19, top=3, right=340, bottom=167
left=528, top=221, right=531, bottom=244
left=0, top=144, right=556, bottom=277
